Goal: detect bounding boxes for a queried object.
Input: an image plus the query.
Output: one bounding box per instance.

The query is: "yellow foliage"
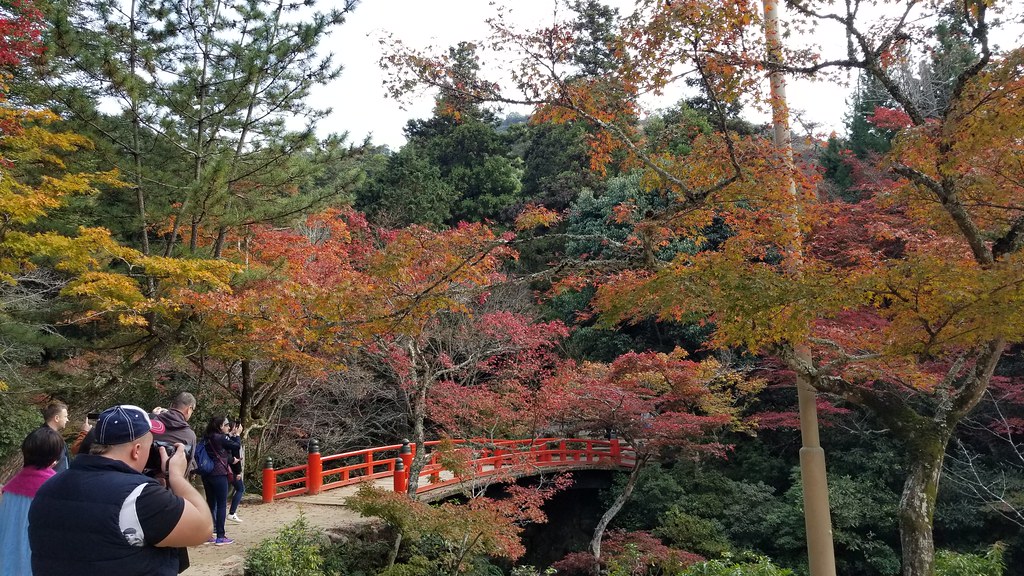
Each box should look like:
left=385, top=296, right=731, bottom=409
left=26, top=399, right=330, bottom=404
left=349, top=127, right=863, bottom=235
left=1, top=100, right=236, bottom=324
left=61, top=271, right=146, bottom=307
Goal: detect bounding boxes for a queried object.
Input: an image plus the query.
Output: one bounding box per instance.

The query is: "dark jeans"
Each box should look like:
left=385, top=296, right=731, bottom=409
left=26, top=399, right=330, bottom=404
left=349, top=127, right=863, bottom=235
left=201, top=474, right=229, bottom=538
left=229, top=475, right=245, bottom=514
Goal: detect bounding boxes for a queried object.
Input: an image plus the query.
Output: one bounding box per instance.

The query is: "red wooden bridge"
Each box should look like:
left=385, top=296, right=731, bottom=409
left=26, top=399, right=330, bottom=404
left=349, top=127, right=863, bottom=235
left=262, top=437, right=635, bottom=502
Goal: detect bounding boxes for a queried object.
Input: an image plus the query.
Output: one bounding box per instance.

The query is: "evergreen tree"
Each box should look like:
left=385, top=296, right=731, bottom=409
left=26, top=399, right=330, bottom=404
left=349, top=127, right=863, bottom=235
left=356, top=144, right=456, bottom=228
left=394, top=43, right=522, bottom=225
left=43, top=0, right=362, bottom=257
left=845, top=73, right=894, bottom=159
left=567, top=0, right=620, bottom=78
left=818, top=135, right=856, bottom=202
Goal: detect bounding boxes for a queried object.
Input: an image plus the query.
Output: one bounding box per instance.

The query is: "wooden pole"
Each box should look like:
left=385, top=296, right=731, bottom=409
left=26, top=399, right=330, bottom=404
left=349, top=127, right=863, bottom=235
left=761, top=2, right=837, bottom=574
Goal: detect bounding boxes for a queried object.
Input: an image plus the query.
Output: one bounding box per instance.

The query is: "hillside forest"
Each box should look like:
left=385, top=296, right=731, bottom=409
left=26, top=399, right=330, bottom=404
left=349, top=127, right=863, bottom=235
left=2, top=1, right=1024, bottom=575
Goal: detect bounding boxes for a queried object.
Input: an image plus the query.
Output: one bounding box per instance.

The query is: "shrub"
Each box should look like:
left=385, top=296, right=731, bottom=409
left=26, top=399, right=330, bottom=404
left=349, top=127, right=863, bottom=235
left=655, top=507, right=731, bottom=558
left=319, top=523, right=394, bottom=576
left=552, top=530, right=703, bottom=576
left=935, top=543, right=1005, bottom=576
left=682, top=554, right=793, bottom=576
left=510, top=567, right=556, bottom=576
left=245, top=515, right=327, bottom=576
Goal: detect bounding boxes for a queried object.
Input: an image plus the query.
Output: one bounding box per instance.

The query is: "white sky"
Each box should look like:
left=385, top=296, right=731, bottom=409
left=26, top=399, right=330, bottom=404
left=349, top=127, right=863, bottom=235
left=309, top=0, right=1014, bottom=149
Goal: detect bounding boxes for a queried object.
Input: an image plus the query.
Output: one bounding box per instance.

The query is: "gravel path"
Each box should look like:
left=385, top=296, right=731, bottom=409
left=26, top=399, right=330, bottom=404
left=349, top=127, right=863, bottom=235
left=184, top=486, right=370, bottom=576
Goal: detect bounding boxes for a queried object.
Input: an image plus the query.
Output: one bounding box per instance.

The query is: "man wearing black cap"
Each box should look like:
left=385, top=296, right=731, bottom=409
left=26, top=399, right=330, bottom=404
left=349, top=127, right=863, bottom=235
left=28, top=404, right=213, bottom=575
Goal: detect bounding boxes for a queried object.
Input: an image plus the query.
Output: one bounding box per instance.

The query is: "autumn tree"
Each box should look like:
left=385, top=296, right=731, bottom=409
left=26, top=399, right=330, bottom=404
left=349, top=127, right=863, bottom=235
left=541, top=349, right=761, bottom=568
left=178, top=209, right=517, bottom=465
left=383, top=1, right=1024, bottom=575
left=360, top=299, right=568, bottom=492
left=0, top=0, right=44, bottom=73
left=0, top=0, right=238, bottom=461
left=350, top=478, right=570, bottom=575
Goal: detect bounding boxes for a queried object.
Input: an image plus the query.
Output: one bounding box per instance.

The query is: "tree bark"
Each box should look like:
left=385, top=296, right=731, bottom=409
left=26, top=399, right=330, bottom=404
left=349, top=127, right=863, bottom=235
left=386, top=532, right=402, bottom=568
left=406, top=384, right=428, bottom=495
left=238, top=359, right=253, bottom=426
left=590, top=453, right=650, bottom=572
left=899, top=430, right=949, bottom=576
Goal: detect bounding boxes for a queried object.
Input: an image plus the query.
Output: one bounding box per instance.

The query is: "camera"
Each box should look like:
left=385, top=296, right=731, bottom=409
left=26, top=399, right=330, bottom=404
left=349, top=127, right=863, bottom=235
left=144, top=440, right=190, bottom=475
left=154, top=440, right=178, bottom=459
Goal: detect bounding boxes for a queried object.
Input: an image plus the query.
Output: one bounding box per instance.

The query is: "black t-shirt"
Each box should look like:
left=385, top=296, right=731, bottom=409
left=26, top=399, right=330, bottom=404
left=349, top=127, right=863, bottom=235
left=120, top=482, right=185, bottom=546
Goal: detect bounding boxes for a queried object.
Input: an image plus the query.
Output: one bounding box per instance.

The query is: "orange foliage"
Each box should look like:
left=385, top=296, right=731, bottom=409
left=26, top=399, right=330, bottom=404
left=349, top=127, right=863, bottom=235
left=184, top=209, right=516, bottom=373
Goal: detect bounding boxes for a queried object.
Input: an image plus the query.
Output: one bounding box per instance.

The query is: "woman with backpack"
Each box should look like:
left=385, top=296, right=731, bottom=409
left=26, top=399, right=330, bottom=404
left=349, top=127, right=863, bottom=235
left=199, top=416, right=240, bottom=546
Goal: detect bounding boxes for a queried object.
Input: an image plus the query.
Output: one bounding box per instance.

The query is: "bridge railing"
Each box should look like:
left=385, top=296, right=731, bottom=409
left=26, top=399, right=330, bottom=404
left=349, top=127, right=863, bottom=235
left=262, top=437, right=634, bottom=503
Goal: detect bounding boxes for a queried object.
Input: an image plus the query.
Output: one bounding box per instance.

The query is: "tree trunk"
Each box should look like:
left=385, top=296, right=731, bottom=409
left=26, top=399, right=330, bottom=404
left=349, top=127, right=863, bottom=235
left=127, top=0, right=148, bottom=258
left=238, top=360, right=253, bottom=426
left=213, top=226, right=228, bottom=258
left=899, top=431, right=948, bottom=576
left=590, top=453, right=650, bottom=572
left=406, top=385, right=428, bottom=495
left=386, top=532, right=402, bottom=568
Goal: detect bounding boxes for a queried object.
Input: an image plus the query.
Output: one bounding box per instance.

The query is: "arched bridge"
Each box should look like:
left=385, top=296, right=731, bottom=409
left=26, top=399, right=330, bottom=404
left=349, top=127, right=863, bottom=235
left=262, top=438, right=636, bottom=503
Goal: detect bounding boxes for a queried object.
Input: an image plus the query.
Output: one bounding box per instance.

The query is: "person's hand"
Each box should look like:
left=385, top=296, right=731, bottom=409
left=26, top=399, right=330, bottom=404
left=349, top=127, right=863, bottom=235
left=162, top=442, right=188, bottom=478
left=80, top=417, right=92, bottom=433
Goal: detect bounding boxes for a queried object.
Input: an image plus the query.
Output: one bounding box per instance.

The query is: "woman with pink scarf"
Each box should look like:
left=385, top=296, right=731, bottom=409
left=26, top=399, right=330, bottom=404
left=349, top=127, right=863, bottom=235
left=0, top=426, right=64, bottom=575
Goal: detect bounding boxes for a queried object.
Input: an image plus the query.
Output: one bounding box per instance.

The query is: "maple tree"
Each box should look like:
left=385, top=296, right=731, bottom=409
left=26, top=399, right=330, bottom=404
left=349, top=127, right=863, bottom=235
left=383, top=1, right=1024, bottom=574
left=541, top=349, right=761, bottom=567
left=349, top=478, right=570, bottom=575
left=553, top=529, right=704, bottom=575
left=362, top=303, right=568, bottom=492
left=0, top=0, right=43, bottom=72
left=178, top=209, right=518, bottom=464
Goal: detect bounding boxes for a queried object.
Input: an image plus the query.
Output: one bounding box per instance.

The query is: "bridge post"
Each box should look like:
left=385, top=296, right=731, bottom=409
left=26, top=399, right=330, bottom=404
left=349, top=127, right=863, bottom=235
left=400, top=439, right=413, bottom=476
left=493, top=448, right=503, bottom=470
left=262, top=457, right=276, bottom=503
left=609, top=434, right=621, bottom=464
left=307, top=439, right=323, bottom=495
left=429, top=451, right=440, bottom=484
left=475, top=447, right=486, bottom=474
left=393, top=457, right=408, bottom=493
left=538, top=440, right=551, bottom=463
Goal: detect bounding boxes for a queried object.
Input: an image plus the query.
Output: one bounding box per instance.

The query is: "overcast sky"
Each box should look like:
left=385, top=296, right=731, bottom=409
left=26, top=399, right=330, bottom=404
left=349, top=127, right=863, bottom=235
left=307, top=0, right=1012, bottom=149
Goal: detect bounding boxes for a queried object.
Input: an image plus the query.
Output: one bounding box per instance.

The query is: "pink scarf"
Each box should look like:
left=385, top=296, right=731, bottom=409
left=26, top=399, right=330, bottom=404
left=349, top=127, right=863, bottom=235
left=2, top=466, right=55, bottom=498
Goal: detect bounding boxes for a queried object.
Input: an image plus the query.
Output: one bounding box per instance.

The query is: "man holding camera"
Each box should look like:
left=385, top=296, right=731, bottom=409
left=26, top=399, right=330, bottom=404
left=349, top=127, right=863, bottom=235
left=28, top=405, right=212, bottom=575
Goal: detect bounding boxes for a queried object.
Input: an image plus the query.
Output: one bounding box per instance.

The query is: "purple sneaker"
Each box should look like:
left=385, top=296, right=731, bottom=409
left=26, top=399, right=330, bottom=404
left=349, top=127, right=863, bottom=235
left=205, top=537, right=217, bottom=545
left=214, top=537, right=235, bottom=546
